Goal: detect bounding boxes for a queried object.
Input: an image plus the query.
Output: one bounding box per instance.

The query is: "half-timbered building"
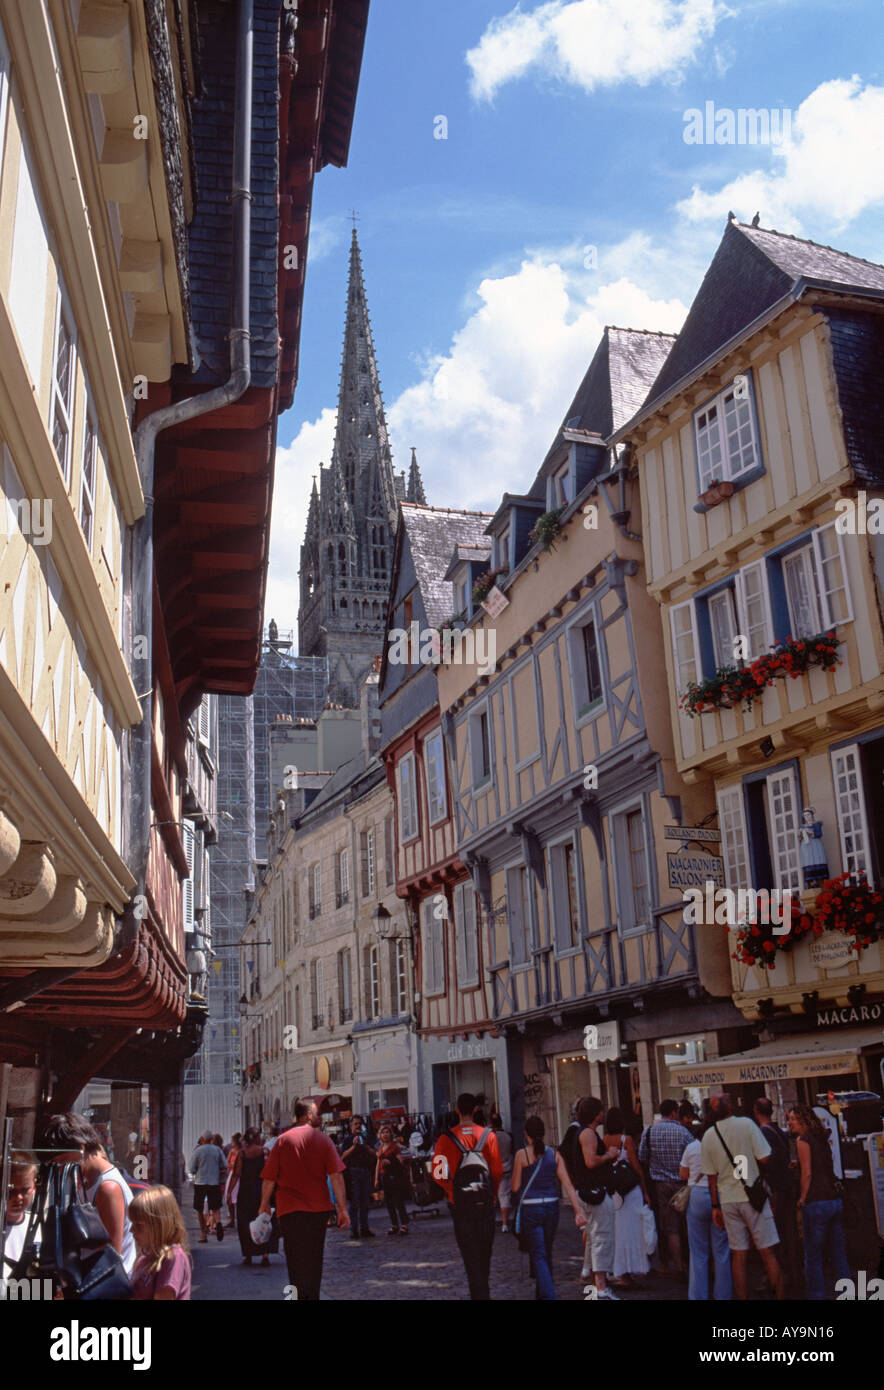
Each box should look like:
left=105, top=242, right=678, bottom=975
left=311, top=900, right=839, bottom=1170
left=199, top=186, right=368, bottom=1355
left=437, top=329, right=750, bottom=1142
left=618, top=221, right=884, bottom=1109
left=0, top=0, right=368, bottom=1181
left=378, top=504, right=513, bottom=1123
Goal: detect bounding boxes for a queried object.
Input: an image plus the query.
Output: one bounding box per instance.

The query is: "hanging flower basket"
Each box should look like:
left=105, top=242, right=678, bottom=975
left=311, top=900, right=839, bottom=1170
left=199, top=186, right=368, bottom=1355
left=681, top=632, right=841, bottom=718
left=811, top=874, right=884, bottom=953
left=733, top=895, right=814, bottom=970
left=528, top=507, right=565, bottom=552
left=472, top=567, right=507, bottom=606
left=699, top=478, right=735, bottom=507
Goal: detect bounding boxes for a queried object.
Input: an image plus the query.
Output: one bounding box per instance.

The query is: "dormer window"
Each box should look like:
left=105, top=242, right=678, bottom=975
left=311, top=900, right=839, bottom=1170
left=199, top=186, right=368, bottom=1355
left=493, top=527, right=510, bottom=572
left=549, top=462, right=573, bottom=510
left=694, top=375, right=761, bottom=493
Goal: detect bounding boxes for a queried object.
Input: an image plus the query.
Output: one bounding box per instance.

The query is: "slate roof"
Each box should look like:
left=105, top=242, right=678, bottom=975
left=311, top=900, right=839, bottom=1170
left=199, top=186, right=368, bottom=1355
left=645, top=220, right=884, bottom=409
left=399, top=504, right=494, bottom=630
left=442, top=542, right=491, bottom=581
left=297, top=749, right=384, bottom=823
left=539, top=326, right=675, bottom=472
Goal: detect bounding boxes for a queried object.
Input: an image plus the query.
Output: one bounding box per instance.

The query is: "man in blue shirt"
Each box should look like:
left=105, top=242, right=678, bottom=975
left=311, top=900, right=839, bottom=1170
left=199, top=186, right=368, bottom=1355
left=639, top=1099, right=693, bottom=1275
left=189, top=1133, right=227, bottom=1242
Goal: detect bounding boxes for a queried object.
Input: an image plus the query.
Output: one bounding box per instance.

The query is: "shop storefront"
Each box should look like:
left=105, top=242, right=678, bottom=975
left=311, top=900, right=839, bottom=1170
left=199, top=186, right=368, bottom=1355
left=351, top=1023, right=419, bottom=1117
left=419, top=1033, right=510, bottom=1128
left=668, top=1026, right=883, bottom=1113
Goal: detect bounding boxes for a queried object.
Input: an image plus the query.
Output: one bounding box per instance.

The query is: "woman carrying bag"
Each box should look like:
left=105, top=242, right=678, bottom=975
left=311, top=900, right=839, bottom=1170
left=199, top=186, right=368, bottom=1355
left=603, top=1107, right=651, bottom=1288
left=511, top=1115, right=586, bottom=1301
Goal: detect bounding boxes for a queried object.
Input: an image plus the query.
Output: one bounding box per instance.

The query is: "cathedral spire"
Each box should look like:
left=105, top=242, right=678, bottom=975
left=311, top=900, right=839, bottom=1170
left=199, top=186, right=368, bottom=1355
left=406, top=447, right=427, bottom=505
left=331, top=228, right=398, bottom=524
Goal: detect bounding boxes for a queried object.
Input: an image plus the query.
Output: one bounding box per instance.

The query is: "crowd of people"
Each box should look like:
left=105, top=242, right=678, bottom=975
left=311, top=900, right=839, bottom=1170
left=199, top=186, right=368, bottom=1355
left=1, top=1089, right=858, bottom=1303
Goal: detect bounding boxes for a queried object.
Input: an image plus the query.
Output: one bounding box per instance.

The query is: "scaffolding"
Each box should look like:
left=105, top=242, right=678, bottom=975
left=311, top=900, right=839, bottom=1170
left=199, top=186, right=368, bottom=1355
left=185, top=630, right=328, bottom=1088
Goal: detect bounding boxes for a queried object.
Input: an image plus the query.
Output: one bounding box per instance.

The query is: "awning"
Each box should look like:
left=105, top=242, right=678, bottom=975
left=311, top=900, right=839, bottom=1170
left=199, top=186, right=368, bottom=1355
left=670, top=1027, right=882, bottom=1087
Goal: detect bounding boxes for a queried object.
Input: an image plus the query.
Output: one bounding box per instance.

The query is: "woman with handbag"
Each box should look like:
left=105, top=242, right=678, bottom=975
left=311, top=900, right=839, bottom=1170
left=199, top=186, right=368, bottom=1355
left=511, top=1115, right=586, bottom=1301
left=129, top=1186, right=192, bottom=1300
left=235, top=1127, right=278, bottom=1265
left=679, top=1124, right=732, bottom=1300
left=603, top=1108, right=650, bottom=1288
left=786, top=1105, right=851, bottom=1300
left=39, top=1112, right=136, bottom=1276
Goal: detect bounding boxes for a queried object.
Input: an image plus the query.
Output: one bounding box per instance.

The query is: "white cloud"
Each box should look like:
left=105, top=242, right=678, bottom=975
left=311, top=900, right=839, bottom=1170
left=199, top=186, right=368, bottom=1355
left=388, top=257, right=686, bottom=513
left=267, top=257, right=686, bottom=617
left=466, top=0, right=722, bottom=101
left=265, top=407, right=336, bottom=630
left=677, top=77, right=884, bottom=232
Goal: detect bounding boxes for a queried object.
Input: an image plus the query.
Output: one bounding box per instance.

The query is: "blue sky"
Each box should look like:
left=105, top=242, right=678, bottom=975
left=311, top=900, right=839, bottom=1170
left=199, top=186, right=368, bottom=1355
left=266, top=0, right=884, bottom=626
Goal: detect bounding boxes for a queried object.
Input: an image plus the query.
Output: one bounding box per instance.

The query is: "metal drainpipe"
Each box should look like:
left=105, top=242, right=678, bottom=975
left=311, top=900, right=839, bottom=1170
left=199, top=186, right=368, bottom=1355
left=0, top=0, right=254, bottom=1016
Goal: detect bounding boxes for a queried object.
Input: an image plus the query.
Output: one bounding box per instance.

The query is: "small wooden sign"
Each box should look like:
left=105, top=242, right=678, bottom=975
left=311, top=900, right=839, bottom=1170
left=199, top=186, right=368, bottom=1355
left=664, top=825, right=720, bottom=843
left=481, top=585, right=509, bottom=617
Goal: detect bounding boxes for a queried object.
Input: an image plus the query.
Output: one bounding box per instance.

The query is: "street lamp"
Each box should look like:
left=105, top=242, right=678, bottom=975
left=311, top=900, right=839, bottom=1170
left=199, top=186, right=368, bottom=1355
left=371, top=904, right=410, bottom=941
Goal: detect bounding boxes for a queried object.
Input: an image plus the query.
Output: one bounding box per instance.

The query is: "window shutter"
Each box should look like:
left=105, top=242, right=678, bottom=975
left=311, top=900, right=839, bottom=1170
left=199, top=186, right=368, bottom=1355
left=506, top=867, right=525, bottom=965
left=813, top=523, right=853, bottom=628
left=454, top=883, right=466, bottom=983
left=198, top=696, right=210, bottom=745
left=384, top=815, right=394, bottom=885
left=716, top=786, right=750, bottom=890
left=830, top=745, right=871, bottom=881
left=463, top=886, right=478, bottom=985
left=670, top=601, right=699, bottom=692
left=182, top=823, right=195, bottom=928
left=735, top=561, right=773, bottom=659
left=764, top=769, right=802, bottom=893
left=360, top=831, right=369, bottom=898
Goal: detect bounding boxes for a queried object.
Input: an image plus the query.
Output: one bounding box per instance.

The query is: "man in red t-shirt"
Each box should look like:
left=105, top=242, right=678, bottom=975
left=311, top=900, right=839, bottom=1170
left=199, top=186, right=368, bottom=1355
left=260, top=1098, right=348, bottom=1300
left=432, top=1093, right=503, bottom=1299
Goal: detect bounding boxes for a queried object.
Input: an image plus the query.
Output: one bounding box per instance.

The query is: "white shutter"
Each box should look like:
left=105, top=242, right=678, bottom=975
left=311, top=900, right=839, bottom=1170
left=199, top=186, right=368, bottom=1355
left=716, top=786, right=750, bottom=889
left=812, top=523, right=853, bottom=628
left=182, top=823, right=195, bottom=927
left=198, top=696, right=210, bottom=745
left=830, top=745, right=871, bottom=881
left=735, top=561, right=773, bottom=659
left=764, top=769, right=802, bottom=893
left=399, top=754, right=417, bottom=840
left=670, top=601, right=699, bottom=691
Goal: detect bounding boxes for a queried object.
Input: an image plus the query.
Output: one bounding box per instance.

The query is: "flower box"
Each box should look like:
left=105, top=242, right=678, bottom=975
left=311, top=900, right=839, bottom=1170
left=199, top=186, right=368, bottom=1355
left=699, top=479, right=735, bottom=507
left=680, top=632, right=841, bottom=718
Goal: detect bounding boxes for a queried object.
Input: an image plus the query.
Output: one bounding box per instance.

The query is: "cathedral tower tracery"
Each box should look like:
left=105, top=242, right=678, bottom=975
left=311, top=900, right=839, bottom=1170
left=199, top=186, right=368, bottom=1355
left=298, top=231, right=426, bottom=707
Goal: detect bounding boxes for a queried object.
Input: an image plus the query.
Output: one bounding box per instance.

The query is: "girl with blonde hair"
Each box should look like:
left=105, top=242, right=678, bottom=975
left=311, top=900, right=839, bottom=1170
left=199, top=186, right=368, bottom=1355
left=129, top=1185, right=192, bottom=1300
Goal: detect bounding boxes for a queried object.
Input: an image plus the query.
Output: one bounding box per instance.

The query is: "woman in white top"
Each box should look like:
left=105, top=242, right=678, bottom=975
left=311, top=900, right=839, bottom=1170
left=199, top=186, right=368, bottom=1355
left=38, top=1111, right=137, bottom=1275
left=603, top=1109, right=650, bottom=1287
left=680, top=1129, right=732, bottom=1301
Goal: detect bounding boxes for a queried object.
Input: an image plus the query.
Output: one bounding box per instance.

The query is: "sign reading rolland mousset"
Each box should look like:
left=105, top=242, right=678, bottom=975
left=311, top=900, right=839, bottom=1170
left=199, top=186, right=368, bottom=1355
left=673, top=1048, right=862, bottom=1086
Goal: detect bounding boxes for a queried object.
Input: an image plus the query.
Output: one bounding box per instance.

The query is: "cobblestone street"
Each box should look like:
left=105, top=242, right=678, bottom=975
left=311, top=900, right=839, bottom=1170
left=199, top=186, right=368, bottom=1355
left=186, top=1201, right=690, bottom=1302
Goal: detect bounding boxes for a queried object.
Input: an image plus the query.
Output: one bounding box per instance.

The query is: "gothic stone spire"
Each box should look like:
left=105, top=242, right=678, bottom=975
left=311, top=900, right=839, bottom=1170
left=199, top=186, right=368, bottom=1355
left=406, top=446, right=427, bottom=505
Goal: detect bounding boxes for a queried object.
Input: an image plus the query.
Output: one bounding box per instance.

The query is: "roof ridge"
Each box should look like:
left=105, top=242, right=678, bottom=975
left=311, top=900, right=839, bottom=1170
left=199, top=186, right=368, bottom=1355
left=605, top=324, right=678, bottom=339
left=400, top=502, right=495, bottom=518
left=735, top=220, right=884, bottom=274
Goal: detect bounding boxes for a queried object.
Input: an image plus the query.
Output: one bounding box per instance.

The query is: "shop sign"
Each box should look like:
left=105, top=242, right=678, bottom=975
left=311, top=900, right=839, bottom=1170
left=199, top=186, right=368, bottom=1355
left=810, top=932, right=856, bottom=969
left=667, top=850, right=725, bottom=890
left=814, top=999, right=884, bottom=1028
left=673, top=1052, right=860, bottom=1086
left=447, top=1039, right=490, bottom=1062
left=584, top=1019, right=620, bottom=1063
left=664, top=825, right=720, bottom=843
left=481, top=585, right=509, bottom=617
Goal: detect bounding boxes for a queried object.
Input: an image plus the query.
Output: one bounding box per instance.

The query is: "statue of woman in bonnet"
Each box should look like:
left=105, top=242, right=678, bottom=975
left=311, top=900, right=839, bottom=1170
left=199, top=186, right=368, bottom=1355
left=798, top=806, right=828, bottom=888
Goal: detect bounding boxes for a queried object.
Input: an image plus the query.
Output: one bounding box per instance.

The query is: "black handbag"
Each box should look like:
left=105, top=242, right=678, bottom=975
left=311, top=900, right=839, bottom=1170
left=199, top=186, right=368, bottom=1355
left=713, top=1123, right=769, bottom=1214
left=28, top=1162, right=133, bottom=1300
left=610, top=1137, right=641, bottom=1197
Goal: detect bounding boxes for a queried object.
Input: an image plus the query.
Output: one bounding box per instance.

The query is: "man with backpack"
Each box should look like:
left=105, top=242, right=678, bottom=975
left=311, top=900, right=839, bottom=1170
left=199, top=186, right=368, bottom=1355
left=432, top=1093, right=503, bottom=1299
